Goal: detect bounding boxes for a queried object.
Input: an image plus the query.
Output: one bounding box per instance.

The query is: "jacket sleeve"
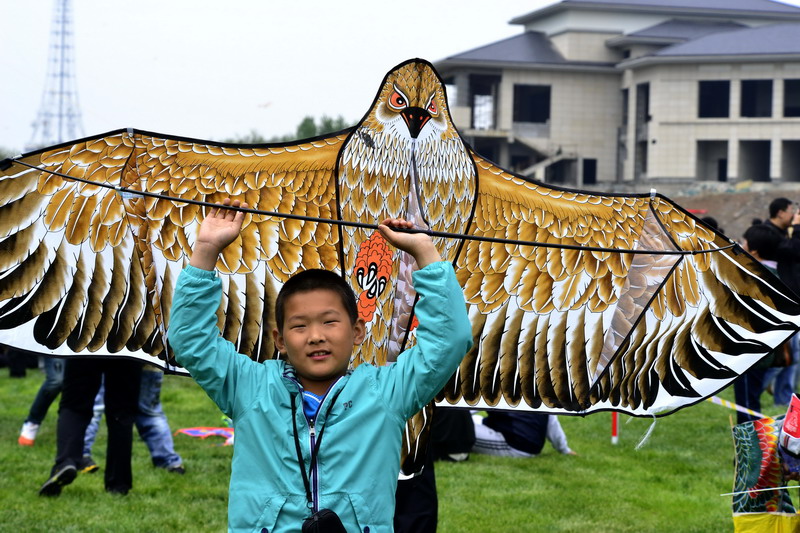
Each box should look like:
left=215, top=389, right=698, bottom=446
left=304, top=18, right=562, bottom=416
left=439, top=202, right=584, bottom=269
left=168, top=265, right=259, bottom=417
left=376, top=261, right=473, bottom=420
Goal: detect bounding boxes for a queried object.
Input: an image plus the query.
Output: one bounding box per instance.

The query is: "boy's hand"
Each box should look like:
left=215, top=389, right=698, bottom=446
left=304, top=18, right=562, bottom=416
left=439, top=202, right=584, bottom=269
left=190, top=199, right=249, bottom=271
left=378, top=218, right=441, bottom=269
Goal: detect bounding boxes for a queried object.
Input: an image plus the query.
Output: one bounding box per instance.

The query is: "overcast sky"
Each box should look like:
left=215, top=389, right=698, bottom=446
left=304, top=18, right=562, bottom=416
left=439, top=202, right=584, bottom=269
left=0, top=0, right=549, bottom=153
left=3, top=0, right=800, bottom=154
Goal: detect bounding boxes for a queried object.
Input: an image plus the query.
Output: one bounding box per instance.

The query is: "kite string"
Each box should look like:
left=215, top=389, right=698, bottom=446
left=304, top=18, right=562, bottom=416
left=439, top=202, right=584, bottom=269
left=7, top=159, right=738, bottom=256
left=721, top=485, right=800, bottom=496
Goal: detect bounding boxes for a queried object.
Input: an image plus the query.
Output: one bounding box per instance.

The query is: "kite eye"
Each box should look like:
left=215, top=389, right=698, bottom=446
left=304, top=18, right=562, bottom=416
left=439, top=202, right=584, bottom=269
left=426, top=95, right=438, bottom=115
left=389, top=89, right=407, bottom=110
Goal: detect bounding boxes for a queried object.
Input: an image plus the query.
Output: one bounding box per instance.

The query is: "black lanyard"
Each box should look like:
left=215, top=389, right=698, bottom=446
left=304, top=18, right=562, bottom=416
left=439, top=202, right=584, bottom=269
left=290, top=388, right=343, bottom=507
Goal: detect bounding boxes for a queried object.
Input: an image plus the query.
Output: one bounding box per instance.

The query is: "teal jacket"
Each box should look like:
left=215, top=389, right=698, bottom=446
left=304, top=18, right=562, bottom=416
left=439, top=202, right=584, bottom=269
left=169, top=262, right=473, bottom=533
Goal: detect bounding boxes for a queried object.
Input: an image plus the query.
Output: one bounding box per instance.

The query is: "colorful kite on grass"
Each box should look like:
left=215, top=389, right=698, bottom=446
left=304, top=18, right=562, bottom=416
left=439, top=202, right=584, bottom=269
left=175, top=427, right=234, bottom=446
left=731, top=416, right=800, bottom=531
left=1, top=58, right=799, bottom=457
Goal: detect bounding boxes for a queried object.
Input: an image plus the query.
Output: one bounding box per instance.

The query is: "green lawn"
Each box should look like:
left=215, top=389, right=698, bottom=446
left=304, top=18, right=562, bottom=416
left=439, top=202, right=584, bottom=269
left=0, top=366, right=793, bottom=532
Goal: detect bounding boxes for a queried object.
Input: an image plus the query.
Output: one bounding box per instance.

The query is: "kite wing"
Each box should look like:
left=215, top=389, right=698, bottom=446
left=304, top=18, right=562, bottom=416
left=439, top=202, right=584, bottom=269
left=1, top=57, right=798, bottom=421
left=434, top=154, right=800, bottom=416
left=0, top=129, right=346, bottom=369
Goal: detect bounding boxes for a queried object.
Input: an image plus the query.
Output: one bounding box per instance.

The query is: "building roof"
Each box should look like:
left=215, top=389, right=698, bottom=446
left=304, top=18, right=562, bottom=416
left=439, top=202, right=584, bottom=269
left=653, top=22, right=800, bottom=57
left=610, top=19, right=746, bottom=45
left=511, top=0, right=800, bottom=25
left=436, top=31, right=618, bottom=73
left=444, top=32, right=566, bottom=65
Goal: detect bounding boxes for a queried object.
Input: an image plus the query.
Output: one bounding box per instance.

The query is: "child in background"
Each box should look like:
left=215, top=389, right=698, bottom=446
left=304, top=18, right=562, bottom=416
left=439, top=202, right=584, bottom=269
left=168, top=199, right=472, bottom=532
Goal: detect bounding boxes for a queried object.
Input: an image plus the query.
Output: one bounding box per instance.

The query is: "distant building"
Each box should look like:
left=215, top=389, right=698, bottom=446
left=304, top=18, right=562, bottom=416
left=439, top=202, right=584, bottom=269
left=436, top=0, right=800, bottom=191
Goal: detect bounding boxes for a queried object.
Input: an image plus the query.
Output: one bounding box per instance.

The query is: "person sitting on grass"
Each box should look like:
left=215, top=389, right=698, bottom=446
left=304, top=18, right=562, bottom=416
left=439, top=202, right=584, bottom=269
left=168, top=199, right=473, bottom=533
left=472, top=411, right=576, bottom=458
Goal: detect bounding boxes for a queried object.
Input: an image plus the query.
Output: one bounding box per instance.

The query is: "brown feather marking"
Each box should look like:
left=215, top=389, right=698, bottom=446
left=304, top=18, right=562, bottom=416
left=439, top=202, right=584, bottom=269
left=0, top=240, right=53, bottom=300
left=69, top=251, right=109, bottom=351
left=43, top=188, right=74, bottom=231
left=518, top=314, right=541, bottom=408
left=478, top=305, right=507, bottom=407
left=236, top=272, right=262, bottom=359
left=0, top=170, right=38, bottom=204
left=548, top=312, right=577, bottom=409
left=455, top=311, right=486, bottom=404
left=534, top=314, right=561, bottom=408
left=222, top=276, right=243, bottom=347
left=567, top=308, right=591, bottom=409
left=65, top=195, right=98, bottom=245
left=51, top=250, right=89, bottom=350
left=89, top=244, right=131, bottom=351
left=500, top=306, right=524, bottom=406
left=0, top=224, right=39, bottom=271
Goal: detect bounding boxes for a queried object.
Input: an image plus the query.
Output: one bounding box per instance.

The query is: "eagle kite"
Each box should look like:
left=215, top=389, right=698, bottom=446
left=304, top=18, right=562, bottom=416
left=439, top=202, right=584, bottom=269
left=1, top=58, right=798, bottom=431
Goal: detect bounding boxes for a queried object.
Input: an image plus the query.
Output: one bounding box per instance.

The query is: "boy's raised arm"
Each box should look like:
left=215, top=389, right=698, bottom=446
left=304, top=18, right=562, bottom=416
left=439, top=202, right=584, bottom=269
left=190, top=198, right=249, bottom=270
left=377, top=218, right=441, bottom=268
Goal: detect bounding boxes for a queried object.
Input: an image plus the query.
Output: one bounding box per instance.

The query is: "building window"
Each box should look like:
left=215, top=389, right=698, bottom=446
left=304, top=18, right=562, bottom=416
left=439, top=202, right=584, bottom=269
left=698, top=80, right=729, bottom=118
left=513, top=84, right=550, bottom=123
left=740, top=79, right=772, bottom=118
left=470, top=75, right=500, bottom=130
left=621, top=89, right=629, bottom=127
left=636, top=83, right=650, bottom=123
left=785, top=80, right=800, bottom=117
left=583, top=159, right=597, bottom=185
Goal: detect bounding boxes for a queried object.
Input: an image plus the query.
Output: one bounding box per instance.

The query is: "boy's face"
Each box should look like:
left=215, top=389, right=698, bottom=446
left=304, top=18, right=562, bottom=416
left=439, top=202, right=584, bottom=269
left=273, top=288, right=365, bottom=396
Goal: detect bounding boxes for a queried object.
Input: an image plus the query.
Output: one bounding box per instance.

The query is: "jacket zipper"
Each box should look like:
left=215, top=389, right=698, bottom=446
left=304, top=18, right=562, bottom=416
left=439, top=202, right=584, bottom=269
left=309, top=420, right=318, bottom=513
left=295, top=375, right=343, bottom=514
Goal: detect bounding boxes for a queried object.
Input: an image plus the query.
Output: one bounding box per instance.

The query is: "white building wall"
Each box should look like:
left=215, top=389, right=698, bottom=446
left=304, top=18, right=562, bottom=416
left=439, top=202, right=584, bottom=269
left=549, top=31, right=624, bottom=62
left=623, top=62, right=800, bottom=182
left=500, top=68, right=622, bottom=182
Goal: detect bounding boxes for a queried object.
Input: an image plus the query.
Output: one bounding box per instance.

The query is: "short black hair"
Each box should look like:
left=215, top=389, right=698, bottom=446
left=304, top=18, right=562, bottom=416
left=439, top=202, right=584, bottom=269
left=743, top=223, right=781, bottom=261
left=275, top=269, right=358, bottom=329
left=700, top=216, right=719, bottom=230
left=769, top=197, right=793, bottom=218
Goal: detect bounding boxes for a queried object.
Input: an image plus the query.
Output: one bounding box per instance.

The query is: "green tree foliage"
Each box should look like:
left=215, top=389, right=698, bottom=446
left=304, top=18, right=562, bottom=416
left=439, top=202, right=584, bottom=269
left=223, top=115, right=352, bottom=144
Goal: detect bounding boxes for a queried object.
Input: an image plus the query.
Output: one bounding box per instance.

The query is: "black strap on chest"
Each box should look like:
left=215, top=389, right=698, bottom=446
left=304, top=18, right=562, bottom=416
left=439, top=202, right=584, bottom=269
left=290, top=389, right=343, bottom=507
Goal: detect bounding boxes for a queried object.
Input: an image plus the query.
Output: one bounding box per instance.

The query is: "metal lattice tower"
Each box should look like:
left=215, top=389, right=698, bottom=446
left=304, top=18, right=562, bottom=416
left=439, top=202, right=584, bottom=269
left=26, top=0, right=84, bottom=151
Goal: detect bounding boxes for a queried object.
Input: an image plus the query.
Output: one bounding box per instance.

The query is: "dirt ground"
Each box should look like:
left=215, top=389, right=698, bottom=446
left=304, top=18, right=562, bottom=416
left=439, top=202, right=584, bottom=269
left=669, top=184, right=800, bottom=242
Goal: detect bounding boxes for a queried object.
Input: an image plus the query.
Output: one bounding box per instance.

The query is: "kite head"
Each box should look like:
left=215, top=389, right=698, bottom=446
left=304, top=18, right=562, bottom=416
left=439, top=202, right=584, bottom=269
left=365, top=59, right=455, bottom=143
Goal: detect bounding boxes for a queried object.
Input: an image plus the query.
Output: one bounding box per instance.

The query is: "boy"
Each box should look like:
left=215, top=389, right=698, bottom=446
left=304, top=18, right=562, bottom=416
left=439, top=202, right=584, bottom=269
left=169, top=199, right=473, bottom=532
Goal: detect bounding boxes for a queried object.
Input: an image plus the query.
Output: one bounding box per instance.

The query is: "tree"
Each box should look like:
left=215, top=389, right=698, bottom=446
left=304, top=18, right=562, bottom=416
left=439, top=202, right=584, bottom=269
left=223, top=115, right=352, bottom=144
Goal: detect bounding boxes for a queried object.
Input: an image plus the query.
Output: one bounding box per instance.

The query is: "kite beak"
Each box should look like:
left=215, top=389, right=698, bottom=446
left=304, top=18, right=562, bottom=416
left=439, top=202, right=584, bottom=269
left=400, top=107, right=431, bottom=139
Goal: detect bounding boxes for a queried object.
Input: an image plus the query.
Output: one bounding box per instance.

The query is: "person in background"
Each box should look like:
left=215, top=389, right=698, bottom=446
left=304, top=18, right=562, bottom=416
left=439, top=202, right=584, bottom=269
left=38, top=358, right=143, bottom=496
left=472, top=411, right=577, bottom=457
left=18, top=354, right=64, bottom=446
left=735, top=223, right=783, bottom=423
left=82, top=364, right=184, bottom=474
left=762, top=199, right=800, bottom=407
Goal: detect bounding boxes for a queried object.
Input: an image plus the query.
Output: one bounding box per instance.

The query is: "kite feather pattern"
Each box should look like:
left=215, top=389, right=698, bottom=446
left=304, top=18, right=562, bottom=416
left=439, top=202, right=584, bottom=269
left=2, top=58, right=800, bottom=472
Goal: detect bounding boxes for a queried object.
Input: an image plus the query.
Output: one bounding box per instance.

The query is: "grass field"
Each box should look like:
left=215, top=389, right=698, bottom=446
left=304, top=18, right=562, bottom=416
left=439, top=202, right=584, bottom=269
left=0, top=365, right=793, bottom=532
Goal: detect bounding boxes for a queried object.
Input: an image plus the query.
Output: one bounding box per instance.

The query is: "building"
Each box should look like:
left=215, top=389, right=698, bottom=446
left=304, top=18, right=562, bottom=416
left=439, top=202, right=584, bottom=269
left=436, top=0, right=800, bottom=192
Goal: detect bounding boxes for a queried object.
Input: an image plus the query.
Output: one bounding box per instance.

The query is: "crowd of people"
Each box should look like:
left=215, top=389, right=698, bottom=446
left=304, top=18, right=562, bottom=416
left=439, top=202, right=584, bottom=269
left=5, top=345, right=186, bottom=497
left=733, top=197, right=800, bottom=424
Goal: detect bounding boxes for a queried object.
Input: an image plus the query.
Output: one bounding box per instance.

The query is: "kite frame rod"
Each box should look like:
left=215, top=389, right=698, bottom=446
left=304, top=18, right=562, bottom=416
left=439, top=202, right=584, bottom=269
left=10, top=159, right=736, bottom=256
